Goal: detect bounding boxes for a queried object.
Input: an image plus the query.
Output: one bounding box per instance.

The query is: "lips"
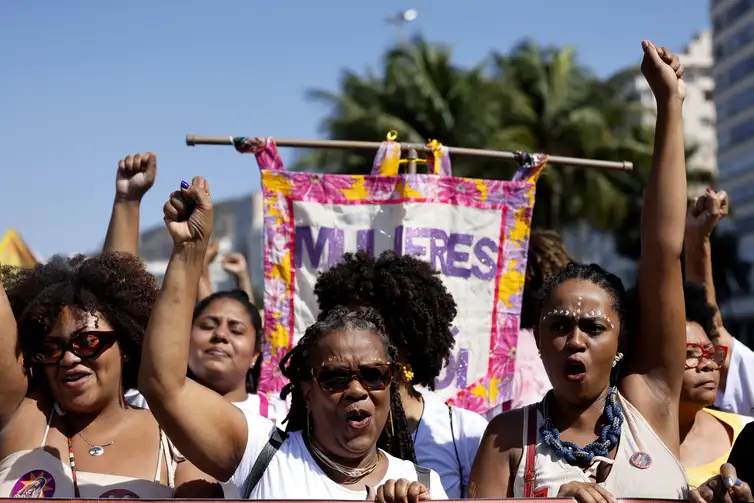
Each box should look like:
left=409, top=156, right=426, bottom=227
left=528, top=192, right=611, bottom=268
left=60, top=368, right=92, bottom=388
left=344, top=407, right=374, bottom=429
left=564, top=357, right=587, bottom=381
left=204, top=348, right=230, bottom=358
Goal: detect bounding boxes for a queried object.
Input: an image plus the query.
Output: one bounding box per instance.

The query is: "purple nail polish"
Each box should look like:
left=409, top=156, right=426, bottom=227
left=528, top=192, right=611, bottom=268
left=181, top=181, right=190, bottom=190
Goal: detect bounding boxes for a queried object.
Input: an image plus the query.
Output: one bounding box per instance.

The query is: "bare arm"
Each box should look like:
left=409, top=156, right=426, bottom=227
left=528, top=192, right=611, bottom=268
left=468, top=410, right=522, bottom=498
left=622, top=43, right=687, bottom=450
left=222, top=252, right=254, bottom=299
left=139, top=178, right=247, bottom=481
left=174, top=461, right=224, bottom=498
left=196, top=241, right=218, bottom=302
left=102, top=153, right=156, bottom=254
left=0, top=273, right=27, bottom=422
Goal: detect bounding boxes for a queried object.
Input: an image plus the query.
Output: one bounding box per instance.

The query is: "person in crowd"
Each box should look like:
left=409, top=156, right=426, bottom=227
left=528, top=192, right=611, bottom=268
left=138, top=176, right=446, bottom=501
left=685, top=189, right=754, bottom=416
left=314, top=250, right=489, bottom=498
left=469, top=41, right=690, bottom=501
left=198, top=242, right=254, bottom=302
left=127, top=289, right=288, bottom=422
left=0, top=153, right=212, bottom=498
left=673, top=283, right=751, bottom=487
left=103, top=153, right=285, bottom=423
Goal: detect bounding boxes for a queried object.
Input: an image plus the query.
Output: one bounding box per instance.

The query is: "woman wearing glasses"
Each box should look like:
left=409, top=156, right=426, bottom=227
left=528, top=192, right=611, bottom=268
left=139, top=177, right=446, bottom=501
left=675, top=283, right=752, bottom=489
left=0, top=253, right=203, bottom=498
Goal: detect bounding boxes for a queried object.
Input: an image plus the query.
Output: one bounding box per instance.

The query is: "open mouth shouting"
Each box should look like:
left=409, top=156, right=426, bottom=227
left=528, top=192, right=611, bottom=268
left=344, top=407, right=374, bottom=430
left=564, top=357, right=587, bottom=382
left=60, top=368, right=93, bottom=389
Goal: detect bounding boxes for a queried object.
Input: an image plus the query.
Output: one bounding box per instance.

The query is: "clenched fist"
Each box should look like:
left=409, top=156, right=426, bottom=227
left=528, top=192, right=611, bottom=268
left=641, top=40, right=686, bottom=103
left=163, top=177, right=214, bottom=250
left=686, top=189, right=729, bottom=238
left=222, top=253, right=248, bottom=276
left=116, top=153, right=157, bottom=202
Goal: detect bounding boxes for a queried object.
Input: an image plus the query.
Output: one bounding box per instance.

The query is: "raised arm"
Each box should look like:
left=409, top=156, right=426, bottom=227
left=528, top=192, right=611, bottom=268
left=138, top=177, right=248, bottom=481
left=0, top=270, right=27, bottom=421
left=622, top=42, right=687, bottom=445
left=196, top=241, right=218, bottom=302
left=684, top=190, right=729, bottom=328
left=102, top=153, right=157, bottom=254
left=222, top=252, right=254, bottom=299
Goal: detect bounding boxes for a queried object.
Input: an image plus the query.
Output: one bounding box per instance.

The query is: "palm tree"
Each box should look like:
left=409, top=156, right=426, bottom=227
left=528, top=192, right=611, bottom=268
left=295, top=35, right=494, bottom=175
left=484, top=41, right=653, bottom=230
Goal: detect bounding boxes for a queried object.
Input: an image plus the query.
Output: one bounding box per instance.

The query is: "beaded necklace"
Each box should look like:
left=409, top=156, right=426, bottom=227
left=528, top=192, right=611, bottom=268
left=539, top=386, right=624, bottom=466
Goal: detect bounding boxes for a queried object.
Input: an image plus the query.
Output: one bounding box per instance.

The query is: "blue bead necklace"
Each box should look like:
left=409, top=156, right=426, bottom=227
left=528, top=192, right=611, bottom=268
left=539, top=386, right=624, bottom=466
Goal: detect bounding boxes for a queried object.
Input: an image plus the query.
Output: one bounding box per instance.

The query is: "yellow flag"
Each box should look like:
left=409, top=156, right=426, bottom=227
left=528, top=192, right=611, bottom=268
left=0, top=229, right=38, bottom=268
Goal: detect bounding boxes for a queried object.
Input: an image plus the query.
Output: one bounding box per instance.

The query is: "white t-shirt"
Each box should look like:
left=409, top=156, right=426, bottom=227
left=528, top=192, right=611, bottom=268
left=225, top=412, right=447, bottom=500
left=413, top=394, right=488, bottom=498
left=124, top=389, right=289, bottom=425
left=716, top=338, right=754, bottom=416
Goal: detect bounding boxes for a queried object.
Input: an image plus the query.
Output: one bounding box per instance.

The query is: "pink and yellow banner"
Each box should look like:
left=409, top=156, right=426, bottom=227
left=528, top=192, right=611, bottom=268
left=247, top=137, right=544, bottom=414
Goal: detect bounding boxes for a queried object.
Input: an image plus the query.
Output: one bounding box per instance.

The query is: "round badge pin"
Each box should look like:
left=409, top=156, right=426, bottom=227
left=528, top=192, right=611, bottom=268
left=629, top=451, right=652, bottom=469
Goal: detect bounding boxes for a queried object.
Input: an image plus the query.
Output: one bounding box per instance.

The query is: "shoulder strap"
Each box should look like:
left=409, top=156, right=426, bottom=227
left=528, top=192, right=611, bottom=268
left=446, top=403, right=465, bottom=496
left=522, top=405, right=538, bottom=498
left=242, top=427, right=288, bottom=499
left=414, top=464, right=431, bottom=490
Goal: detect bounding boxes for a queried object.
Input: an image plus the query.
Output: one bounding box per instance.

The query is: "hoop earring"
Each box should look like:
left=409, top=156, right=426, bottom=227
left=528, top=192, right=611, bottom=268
left=389, top=408, right=394, bottom=436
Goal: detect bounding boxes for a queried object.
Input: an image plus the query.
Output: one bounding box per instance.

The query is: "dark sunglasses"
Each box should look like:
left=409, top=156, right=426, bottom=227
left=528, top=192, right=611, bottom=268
left=312, top=363, right=394, bottom=393
left=32, top=331, right=118, bottom=365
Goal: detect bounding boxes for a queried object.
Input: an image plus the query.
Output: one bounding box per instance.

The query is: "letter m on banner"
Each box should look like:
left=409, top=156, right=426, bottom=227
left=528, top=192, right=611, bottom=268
left=244, top=136, right=545, bottom=415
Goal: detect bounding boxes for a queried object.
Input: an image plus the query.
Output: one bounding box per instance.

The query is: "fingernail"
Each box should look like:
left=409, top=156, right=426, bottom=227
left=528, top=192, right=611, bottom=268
left=736, top=479, right=743, bottom=487
left=724, top=477, right=735, bottom=488
left=706, top=188, right=713, bottom=194
left=180, top=181, right=190, bottom=190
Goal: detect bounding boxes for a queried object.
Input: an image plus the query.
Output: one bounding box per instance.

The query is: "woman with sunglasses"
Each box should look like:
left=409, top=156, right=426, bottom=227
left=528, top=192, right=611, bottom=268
left=675, top=283, right=752, bottom=489
left=138, top=177, right=446, bottom=501
left=0, top=252, right=205, bottom=498
left=469, top=42, right=690, bottom=502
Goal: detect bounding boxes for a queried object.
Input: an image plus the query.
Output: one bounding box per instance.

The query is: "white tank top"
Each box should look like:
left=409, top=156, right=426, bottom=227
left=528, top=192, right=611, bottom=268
left=0, top=410, right=178, bottom=498
left=513, top=391, right=688, bottom=499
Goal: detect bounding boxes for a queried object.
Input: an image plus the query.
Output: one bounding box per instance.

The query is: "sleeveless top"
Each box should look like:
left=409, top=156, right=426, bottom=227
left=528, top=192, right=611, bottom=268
left=685, top=408, right=754, bottom=489
left=513, top=391, right=688, bottom=499
left=0, top=409, right=179, bottom=498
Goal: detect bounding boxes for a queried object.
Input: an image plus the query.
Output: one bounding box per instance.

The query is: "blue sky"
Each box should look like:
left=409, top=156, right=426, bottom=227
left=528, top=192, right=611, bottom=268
left=2, top=1, right=709, bottom=258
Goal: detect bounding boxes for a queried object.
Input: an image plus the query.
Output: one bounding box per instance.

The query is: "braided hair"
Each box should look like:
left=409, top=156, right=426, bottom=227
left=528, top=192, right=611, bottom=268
left=521, top=229, right=572, bottom=329
left=279, top=306, right=416, bottom=462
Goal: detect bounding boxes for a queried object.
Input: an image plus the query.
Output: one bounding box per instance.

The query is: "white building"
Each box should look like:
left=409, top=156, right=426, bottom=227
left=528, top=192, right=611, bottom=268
left=141, top=192, right=265, bottom=301
left=630, top=30, right=717, bottom=198
left=711, top=0, right=754, bottom=329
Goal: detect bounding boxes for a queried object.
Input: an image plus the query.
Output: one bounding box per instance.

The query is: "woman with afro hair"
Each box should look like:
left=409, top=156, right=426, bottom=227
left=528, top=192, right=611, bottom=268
left=0, top=152, right=208, bottom=499
left=314, top=250, right=489, bottom=498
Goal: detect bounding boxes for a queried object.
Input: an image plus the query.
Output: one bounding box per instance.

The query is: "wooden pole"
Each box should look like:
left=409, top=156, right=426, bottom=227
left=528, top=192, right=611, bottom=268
left=185, top=134, right=634, bottom=171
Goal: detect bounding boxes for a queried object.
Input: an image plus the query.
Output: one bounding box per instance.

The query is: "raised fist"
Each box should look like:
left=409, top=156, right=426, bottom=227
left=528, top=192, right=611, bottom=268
left=222, top=252, right=248, bottom=276
left=163, top=177, right=214, bottom=250
left=686, top=189, right=729, bottom=238
left=641, top=41, right=686, bottom=103
left=116, top=153, right=157, bottom=202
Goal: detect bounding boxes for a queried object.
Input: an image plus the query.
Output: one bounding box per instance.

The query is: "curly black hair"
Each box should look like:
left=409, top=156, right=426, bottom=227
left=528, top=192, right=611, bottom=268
left=521, top=229, right=573, bottom=330
left=192, top=290, right=264, bottom=393
left=313, top=250, right=457, bottom=390
left=1, top=253, right=158, bottom=391
left=683, top=283, right=718, bottom=342
left=537, top=262, right=631, bottom=340
left=279, top=306, right=416, bottom=461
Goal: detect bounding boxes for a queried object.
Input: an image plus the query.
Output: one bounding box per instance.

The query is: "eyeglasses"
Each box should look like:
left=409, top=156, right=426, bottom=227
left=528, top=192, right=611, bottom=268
left=685, top=343, right=728, bottom=370
left=32, top=331, right=118, bottom=365
left=312, top=363, right=394, bottom=393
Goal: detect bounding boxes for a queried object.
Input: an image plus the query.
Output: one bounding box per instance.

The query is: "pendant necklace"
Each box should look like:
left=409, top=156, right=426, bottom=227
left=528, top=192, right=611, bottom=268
left=77, top=432, right=115, bottom=456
